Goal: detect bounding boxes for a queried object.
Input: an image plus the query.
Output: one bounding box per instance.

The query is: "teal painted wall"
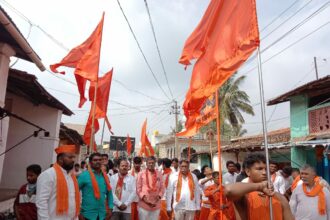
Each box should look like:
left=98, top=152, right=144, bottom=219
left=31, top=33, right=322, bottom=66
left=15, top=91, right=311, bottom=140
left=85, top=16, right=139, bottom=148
left=200, top=154, right=211, bottom=168
left=290, top=95, right=309, bottom=167
left=290, top=95, right=308, bottom=138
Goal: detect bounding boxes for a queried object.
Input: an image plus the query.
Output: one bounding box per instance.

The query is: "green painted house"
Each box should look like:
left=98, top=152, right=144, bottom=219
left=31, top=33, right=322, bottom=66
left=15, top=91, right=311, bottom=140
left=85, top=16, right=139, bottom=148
left=268, top=76, right=330, bottom=182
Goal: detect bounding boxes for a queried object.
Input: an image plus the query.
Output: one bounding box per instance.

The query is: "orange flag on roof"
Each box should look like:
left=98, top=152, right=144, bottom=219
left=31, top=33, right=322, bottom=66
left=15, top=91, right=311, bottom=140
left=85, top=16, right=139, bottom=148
left=139, top=119, right=154, bottom=156
left=126, top=134, right=132, bottom=155
left=180, top=0, right=259, bottom=133
left=50, top=13, right=105, bottom=107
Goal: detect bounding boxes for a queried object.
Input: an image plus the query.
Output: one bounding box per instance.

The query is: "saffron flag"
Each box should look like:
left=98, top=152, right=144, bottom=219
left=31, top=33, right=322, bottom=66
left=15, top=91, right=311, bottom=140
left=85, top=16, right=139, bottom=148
left=127, top=134, right=132, bottom=155
left=180, top=0, right=259, bottom=134
left=139, top=119, right=154, bottom=156
left=83, top=69, right=114, bottom=150
left=177, top=94, right=217, bottom=137
left=50, top=13, right=105, bottom=107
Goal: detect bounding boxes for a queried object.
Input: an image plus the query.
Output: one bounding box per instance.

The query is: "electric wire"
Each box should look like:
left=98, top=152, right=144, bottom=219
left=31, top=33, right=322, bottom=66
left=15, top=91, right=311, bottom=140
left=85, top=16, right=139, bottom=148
left=143, top=0, right=174, bottom=99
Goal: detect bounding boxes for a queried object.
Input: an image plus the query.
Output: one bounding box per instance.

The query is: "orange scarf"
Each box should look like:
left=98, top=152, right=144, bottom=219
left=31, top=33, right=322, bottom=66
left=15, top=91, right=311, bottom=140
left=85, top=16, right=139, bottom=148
left=53, top=163, right=80, bottom=217
left=176, top=172, right=194, bottom=202
left=291, top=175, right=300, bottom=191
left=115, top=175, right=125, bottom=200
left=146, top=169, right=158, bottom=192
left=163, top=168, right=172, bottom=188
left=271, top=173, right=276, bottom=182
left=302, top=178, right=326, bottom=215
left=88, top=167, right=111, bottom=199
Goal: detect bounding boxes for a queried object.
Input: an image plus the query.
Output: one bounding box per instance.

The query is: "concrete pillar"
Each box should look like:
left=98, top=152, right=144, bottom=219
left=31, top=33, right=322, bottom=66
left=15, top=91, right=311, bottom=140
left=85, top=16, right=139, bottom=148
left=0, top=43, right=15, bottom=108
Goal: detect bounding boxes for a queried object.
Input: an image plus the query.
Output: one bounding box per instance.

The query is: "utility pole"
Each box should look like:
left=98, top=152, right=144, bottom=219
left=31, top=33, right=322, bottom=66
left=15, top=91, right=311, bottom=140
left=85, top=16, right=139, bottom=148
left=314, top=57, right=319, bottom=80
left=170, top=100, right=180, bottom=159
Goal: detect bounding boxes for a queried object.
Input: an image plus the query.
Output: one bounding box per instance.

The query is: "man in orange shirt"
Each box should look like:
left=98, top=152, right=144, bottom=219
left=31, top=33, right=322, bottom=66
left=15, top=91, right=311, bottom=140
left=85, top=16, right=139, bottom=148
left=204, top=171, right=235, bottom=220
left=224, top=153, right=294, bottom=220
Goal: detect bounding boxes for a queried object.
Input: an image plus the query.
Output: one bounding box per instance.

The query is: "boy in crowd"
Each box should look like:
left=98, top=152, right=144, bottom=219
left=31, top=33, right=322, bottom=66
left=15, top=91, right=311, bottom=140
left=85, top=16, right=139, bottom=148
left=14, top=164, right=41, bottom=220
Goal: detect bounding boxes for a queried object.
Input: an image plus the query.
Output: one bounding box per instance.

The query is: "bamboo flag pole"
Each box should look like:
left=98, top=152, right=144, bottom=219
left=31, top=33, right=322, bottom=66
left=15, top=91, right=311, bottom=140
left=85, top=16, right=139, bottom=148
left=257, top=47, right=274, bottom=220
left=89, top=12, right=105, bottom=153
left=215, top=89, right=223, bottom=220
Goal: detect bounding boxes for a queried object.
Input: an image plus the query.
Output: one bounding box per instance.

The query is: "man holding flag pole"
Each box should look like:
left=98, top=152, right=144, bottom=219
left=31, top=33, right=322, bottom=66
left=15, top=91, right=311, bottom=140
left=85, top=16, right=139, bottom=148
left=176, top=0, right=295, bottom=219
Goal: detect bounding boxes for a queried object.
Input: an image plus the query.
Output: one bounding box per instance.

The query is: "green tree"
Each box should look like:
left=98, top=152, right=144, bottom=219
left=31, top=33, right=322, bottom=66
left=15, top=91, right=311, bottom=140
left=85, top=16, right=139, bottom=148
left=201, top=74, right=254, bottom=139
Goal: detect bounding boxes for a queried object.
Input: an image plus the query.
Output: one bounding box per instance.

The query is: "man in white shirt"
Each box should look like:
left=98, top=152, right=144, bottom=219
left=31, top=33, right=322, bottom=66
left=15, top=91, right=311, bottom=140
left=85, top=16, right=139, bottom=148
left=171, top=158, right=179, bottom=174
left=223, top=161, right=238, bottom=185
left=166, top=159, right=201, bottom=220
left=110, top=159, right=136, bottom=220
left=198, top=166, right=214, bottom=219
left=36, top=145, right=79, bottom=220
left=273, top=166, right=293, bottom=196
left=290, top=164, right=330, bottom=220
left=128, top=156, right=142, bottom=220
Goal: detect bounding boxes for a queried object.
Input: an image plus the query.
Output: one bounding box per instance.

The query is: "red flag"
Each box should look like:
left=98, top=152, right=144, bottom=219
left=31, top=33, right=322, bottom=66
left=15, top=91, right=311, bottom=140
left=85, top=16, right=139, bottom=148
left=126, top=134, right=132, bottom=155
left=50, top=13, right=104, bottom=107
left=139, top=119, right=154, bottom=156
left=83, top=69, right=114, bottom=149
left=180, top=0, right=259, bottom=133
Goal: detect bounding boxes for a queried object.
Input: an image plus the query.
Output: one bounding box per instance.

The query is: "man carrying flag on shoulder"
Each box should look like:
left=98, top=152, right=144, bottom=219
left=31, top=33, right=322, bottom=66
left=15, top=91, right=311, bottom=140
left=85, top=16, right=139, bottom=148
left=204, top=171, right=235, bottom=220
left=166, top=160, right=201, bottom=220
left=78, top=153, right=113, bottom=220
left=36, top=145, right=80, bottom=220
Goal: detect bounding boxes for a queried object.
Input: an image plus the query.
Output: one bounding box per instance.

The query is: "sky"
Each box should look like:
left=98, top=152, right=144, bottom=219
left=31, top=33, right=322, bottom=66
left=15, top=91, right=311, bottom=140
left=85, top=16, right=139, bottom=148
left=1, top=0, right=330, bottom=145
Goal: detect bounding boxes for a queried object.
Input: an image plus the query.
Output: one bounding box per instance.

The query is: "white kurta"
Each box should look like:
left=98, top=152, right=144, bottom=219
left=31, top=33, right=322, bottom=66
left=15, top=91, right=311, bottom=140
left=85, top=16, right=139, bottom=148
left=166, top=172, right=201, bottom=211
left=273, top=171, right=293, bottom=195
left=198, top=177, right=214, bottom=208
left=290, top=184, right=330, bottom=220
left=223, top=172, right=238, bottom=185
left=110, top=173, right=136, bottom=213
left=36, top=167, right=77, bottom=220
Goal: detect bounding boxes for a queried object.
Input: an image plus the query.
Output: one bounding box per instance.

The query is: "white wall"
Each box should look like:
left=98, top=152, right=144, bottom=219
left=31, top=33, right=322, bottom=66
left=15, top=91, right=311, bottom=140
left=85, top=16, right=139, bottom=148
left=0, top=117, right=10, bottom=183
left=0, top=93, right=62, bottom=189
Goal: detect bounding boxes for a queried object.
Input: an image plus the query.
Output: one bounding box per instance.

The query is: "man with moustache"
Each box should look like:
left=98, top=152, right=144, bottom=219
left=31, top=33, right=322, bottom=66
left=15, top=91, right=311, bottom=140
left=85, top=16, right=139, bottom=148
left=78, top=153, right=114, bottom=220
left=136, top=156, right=165, bottom=219
left=36, top=145, right=80, bottom=220
left=110, top=159, right=136, bottom=220
left=289, top=164, right=330, bottom=220
left=129, top=156, right=143, bottom=220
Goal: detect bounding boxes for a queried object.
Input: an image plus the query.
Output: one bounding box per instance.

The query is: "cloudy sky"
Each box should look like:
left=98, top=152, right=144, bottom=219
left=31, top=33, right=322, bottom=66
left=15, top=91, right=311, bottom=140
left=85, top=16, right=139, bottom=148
left=2, top=0, right=330, bottom=144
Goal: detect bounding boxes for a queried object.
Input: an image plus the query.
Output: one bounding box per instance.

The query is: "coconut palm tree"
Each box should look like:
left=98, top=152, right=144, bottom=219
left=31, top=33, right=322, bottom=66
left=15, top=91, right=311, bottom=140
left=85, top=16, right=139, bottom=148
left=219, top=74, right=254, bottom=129
left=201, top=74, right=254, bottom=139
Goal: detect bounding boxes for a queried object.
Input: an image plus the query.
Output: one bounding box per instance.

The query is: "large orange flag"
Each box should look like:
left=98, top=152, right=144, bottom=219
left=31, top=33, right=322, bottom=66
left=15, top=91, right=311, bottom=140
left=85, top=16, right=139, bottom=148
left=50, top=13, right=104, bottom=107
left=83, top=69, right=114, bottom=151
left=126, top=134, right=132, bottom=156
left=180, top=0, right=259, bottom=134
left=139, top=119, right=154, bottom=156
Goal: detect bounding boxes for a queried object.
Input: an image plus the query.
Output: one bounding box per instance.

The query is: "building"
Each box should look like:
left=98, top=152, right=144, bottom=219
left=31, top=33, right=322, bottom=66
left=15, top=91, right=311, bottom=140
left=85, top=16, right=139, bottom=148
left=0, top=69, right=73, bottom=189
left=268, top=76, right=330, bottom=182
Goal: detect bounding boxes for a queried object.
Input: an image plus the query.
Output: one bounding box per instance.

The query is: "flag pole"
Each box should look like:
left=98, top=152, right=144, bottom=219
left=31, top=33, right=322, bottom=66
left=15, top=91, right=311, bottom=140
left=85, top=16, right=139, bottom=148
left=100, top=118, right=106, bottom=146
left=257, top=47, right=273, bottom=220
left=215, top=88, right=223, bottom=220
left=89, top=12, right=105, bottom=153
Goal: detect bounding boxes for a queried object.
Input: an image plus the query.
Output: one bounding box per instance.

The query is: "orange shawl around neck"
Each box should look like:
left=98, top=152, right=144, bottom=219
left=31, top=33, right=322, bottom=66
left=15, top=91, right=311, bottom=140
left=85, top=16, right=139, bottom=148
left=88, top=166, right=111, bottom=199
left=291, top=175, right=300, bottom=191
left=146, top=169, right=158, bottom=192
left=163, top=168, right=172, bottom=188
left=176, top=172, right=195, bottom=202
left=302, top=177, right=326, bottom=215
left=53, top=163, right=80, bottom=217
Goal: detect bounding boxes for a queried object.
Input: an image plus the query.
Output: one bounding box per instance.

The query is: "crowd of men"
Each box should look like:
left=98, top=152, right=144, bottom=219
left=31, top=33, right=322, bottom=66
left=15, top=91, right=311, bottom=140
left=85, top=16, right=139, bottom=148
left=12, top=144, right=330, bottom=220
